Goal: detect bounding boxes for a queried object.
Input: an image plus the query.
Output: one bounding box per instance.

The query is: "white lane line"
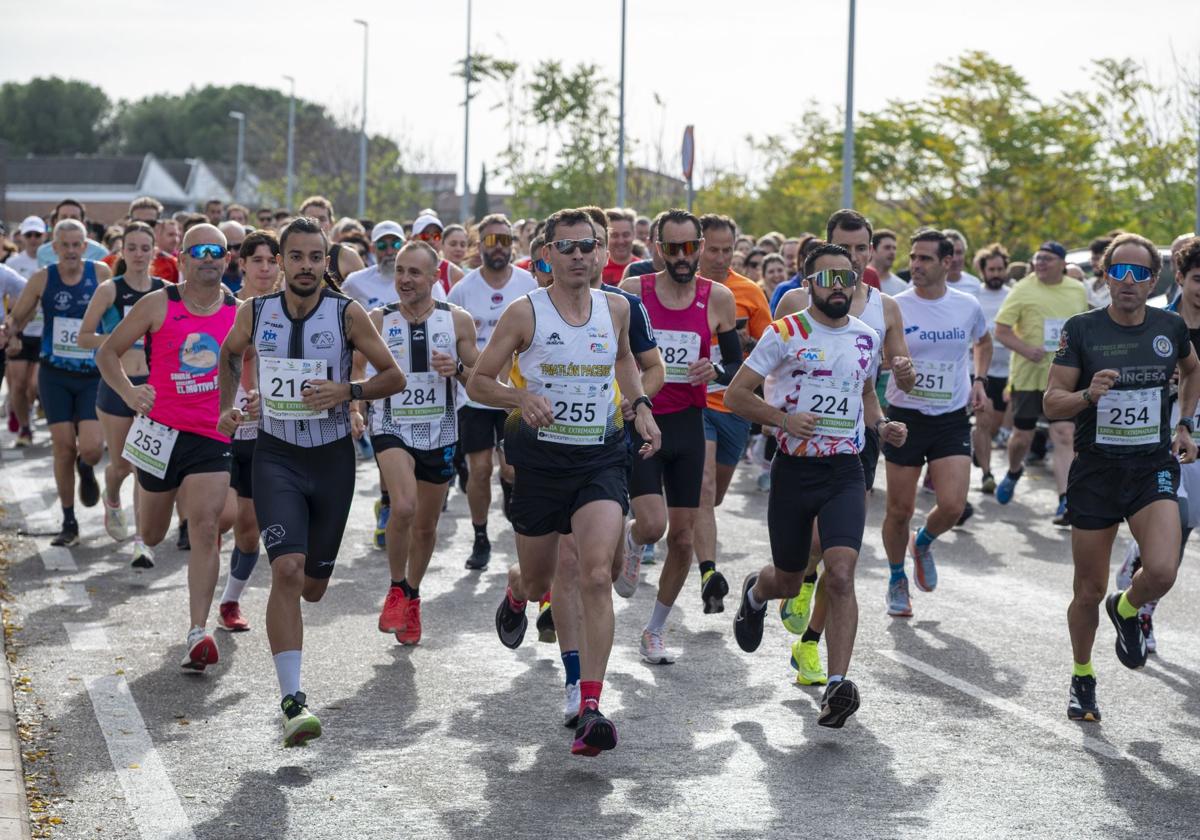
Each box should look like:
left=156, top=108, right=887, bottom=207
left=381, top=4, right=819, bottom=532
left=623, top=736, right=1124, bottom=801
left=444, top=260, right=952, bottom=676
left=53, top=583, right=92, bottom=608
left=39, top=545, right=77, bottom=571
left=64, top=622, right=110, bottom=651
left=878, top=649, right=1132, bottom=763
left=86, top=675, right=196, bottom=840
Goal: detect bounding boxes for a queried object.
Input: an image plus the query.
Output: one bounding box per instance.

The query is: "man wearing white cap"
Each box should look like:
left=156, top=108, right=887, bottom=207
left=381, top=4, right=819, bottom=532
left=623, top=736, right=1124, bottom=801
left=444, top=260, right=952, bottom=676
left=411, top=213, right=464, bottom=296
left=5, top=217, right=47, bottom=445
left=343, top=221, right=447, bottom=547
left=9, top=217, right=45, bottom=279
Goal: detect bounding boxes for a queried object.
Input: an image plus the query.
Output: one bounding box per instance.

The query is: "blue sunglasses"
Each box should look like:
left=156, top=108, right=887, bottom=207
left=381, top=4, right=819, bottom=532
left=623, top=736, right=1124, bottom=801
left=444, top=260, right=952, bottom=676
left=1106, top=263, right=1153, bottom=283
left=187, top=243, right=227, bottom=260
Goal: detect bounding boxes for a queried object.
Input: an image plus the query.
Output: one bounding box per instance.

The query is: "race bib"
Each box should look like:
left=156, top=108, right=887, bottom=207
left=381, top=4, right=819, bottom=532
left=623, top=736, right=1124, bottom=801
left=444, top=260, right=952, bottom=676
left=1043, top=318, right=1067, bottom=352
left=260, top=357, right=330, bottom=421
left=537, top=379, right=608, bottom=445
left=801, top=378, right=862, bottom=438
left=233, top=384, right=258, bottom=441
left=655, top=329, right=702, bottom=384
left=122, top=415, right=178, bottom=479
left=390, top=371, right=447, bottom=423
left=52, top=317, right=92, bottom=360
left=908, top=359, right=959, bottom=409
left=1096, top=388, right=1161, bottom=447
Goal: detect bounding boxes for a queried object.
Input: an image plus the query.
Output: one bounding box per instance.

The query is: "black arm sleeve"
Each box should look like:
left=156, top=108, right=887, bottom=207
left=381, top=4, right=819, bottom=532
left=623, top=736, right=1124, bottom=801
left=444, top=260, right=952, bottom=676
left=713, top=328, right=743, bottom=386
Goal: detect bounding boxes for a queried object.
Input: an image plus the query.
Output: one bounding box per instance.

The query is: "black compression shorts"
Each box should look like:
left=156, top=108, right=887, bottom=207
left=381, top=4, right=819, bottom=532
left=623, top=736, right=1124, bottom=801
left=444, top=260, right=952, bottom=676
left=767, top=453, right=866, bottom=573
left=628, top=406, right=706, bottom=508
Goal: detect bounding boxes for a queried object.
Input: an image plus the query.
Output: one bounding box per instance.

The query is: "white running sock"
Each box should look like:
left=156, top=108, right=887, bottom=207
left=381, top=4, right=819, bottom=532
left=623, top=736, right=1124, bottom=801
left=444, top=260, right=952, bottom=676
left=747, top=587, right=766, bottom=611
left=221, top=574, right=249, bottom=605
left=645, top=600, right=672, bottom=633
left=828, top=674, right=844, bottom=683
left=273, top=650, right=302, bottom=698
left=186, top=626, right=206, bottom=647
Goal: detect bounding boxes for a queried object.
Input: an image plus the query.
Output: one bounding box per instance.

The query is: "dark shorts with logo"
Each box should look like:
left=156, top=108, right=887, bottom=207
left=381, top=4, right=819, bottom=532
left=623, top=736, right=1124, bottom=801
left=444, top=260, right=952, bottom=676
left=1067, top=450, right=1180, bottom=531
left=137, top=430, right=233, bottom=494
left=373, top=434, right=457, bottom=485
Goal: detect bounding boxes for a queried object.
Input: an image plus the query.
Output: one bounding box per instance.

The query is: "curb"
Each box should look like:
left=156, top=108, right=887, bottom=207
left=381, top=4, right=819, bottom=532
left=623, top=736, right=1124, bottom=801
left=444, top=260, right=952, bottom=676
left=0, top=628, right=30, bottom=840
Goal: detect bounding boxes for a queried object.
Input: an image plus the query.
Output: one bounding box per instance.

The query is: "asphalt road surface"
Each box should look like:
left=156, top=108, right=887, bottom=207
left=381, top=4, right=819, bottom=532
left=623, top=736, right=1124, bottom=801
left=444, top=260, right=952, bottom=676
left=1, top=427, right=1198, bottom=840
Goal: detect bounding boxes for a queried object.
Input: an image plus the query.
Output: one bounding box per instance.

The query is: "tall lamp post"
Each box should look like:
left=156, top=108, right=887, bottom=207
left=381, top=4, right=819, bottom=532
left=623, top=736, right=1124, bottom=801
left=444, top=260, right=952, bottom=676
left=354, top=18, right=369, bottom=217
left=616, top=0, right=627, bottom=207
left=841, top=0, right=856, bottom=208
left=460, top=0, right=473, bottom=223
left=283, top=75, right=296, bottom=212
left=228, top=110, right=245, bottom=204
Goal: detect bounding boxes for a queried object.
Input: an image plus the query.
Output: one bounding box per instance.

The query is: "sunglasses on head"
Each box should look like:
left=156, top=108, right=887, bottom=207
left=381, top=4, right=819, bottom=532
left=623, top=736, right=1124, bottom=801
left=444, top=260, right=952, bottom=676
left=659, top=239, right=701, bottom=258
left=1106, top=263, right=1153, bottom=283
left=534, top=258, right=552, bottom=274
left=375, top=238, right=403, bottom=252
left=550, top=238, right=598, bottom=255
left=482, top=233, right=513, bottom=249
left=187, top=243, right=227, bottom=260
left=415, top=230, right=442, bottom=243
left=807, top=268, right=859, bottom=288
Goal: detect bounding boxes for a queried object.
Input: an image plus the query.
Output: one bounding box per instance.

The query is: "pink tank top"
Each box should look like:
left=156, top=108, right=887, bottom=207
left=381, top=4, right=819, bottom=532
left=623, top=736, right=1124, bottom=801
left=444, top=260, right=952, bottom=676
left=641, top=275, right=712, bottom=414
left=147, top=285, right=238, bottom=441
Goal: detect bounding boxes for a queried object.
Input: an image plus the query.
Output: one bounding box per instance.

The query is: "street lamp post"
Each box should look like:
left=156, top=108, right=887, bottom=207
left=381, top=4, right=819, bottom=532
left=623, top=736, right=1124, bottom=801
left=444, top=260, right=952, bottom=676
left=354, top=19, right=369, bottom=218
left=283, top=75, right=295, bottom=212
left=460, top=0, right=473, bottom=223
left=228, top=110, right=245, bottom=204
left=616, top=0, right=627, bottom=207
left=841, top=0, right=856, bottom=209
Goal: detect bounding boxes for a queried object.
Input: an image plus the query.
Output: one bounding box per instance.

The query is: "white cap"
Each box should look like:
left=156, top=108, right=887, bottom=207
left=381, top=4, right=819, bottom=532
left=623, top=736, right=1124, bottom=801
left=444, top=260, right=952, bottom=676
left=19, top=215, right=47, bottom=235
left=370, top=220, right=405, bottom=242
left=411, top=214, right=442, bottom=236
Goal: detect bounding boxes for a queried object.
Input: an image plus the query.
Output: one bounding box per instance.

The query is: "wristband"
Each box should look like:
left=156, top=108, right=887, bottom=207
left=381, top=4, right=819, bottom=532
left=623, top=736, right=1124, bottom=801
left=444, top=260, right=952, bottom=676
left=1082, top=389, right=1093, bottom=405
left=972, top=376, right=986, bottom=385
left=632, top=395, right=653, bottom=413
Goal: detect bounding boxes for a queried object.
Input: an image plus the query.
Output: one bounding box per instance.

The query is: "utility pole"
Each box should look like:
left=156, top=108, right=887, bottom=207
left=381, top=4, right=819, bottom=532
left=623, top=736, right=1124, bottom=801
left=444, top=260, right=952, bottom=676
left=283, top=75, right=295, bottom=212
left=354, top=19, right=369, bottom=217
left=460, top=0, right=473, bottom=223
left=616, top=0, right=627, bottom=207
left=841, top=0, right=857, bottom=208
left=228, top=110, right=245, bottom=203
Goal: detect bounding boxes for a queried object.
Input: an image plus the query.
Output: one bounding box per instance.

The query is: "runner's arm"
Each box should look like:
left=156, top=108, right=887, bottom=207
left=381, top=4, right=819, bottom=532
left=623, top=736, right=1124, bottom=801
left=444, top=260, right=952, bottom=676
left=1043, top=363, right=1085, bottom=420
left=972, top=331, right=994, bottom=380
left=773, top=287, right=808, bottom=319
left=96, top=291, right=166, bottom=406
left=218, top=300, right=255, bottom=416
left=345, top=300, right=406, bottom=400
left=881, top=296, right=915, bottom=392
left=723, top=365, right=786, bottom=428
left=1, top=269, right=47, bottom=336
left=611, top=297, right=662, bottom=455
left=449, top=307, right=479, bottom=386
left=1175, top=344, right=1200, bottom=427
left=466, top=299, right=537, bottom=412
left=77, top=281, right=117, bottom=349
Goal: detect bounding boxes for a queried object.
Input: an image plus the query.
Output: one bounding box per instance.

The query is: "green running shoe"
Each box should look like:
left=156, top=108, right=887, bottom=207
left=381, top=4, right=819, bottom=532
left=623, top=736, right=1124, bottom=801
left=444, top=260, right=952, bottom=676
left=789, top=639, right=827, bottom=686
left=779, top=579, right=817, bottom=634
left=281, top=692, right=322, bottom=748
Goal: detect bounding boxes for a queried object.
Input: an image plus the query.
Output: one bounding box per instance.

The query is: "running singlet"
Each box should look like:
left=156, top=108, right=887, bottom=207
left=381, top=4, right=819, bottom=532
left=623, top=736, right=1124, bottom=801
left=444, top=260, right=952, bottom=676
left=884, top=286, right=988, bottom=415
left=1054, top=306, right=1190, bottom=458
left=145, top=285, right=238, bottom=441
left=858, top=285, right=887, bottom=377
left=976, top=284, right=1013, bottom=378
left=252, top=288, right=354, bottom=448
left=640, top=274, right=711, bottom=413
left=101, top=275, right=166, bottom=352
left=370, top=301, right=459, bottom=449
left=746, top=309, right=879, bottom=457
left=40, top=261, right=99, bottom=371
left=506, top=288, right=624, bottom=470
left=448, top=266, right=536, bottom=409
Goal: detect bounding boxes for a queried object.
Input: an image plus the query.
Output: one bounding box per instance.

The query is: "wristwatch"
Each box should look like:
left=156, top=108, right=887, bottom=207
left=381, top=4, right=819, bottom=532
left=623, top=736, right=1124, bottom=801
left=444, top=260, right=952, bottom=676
left=349, top=382, right=364, bottom=401
left=632, top=395, right=653, bottom=413
left=1082, top=389, right=1094, bottom=405
left=456, top=360, right=466, bottom=377
left=1178, top=417, right=1195, bottom=434
left=972, top=376, right=986, bottom=385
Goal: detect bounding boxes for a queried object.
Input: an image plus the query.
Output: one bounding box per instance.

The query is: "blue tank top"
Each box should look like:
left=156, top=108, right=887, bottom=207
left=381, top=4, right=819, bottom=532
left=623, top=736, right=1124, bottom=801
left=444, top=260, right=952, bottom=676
left=40, top=261, right=99, bottom=372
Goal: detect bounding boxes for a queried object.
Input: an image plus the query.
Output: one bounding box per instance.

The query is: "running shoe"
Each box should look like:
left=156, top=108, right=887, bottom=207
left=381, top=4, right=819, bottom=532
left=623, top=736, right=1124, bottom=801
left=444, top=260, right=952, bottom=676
left=176, top=521, right=190, bottom=551
left=76, top=458, right=100, bottom=508
left=995, top=472, right=1020, bottom=505
left=886, top=576, right=913, bottom=617
left=1067, top=675, right=1100, bottom=722
left=563, top=682, right=581, bottom=728
left=217, top=601, right=250, bottom=632
left=1052, top=497, right=1071, bottom=527
left=103, top=497, right=129, bottom=542
left=1105, top=592, right=1147, bottom=669
left=994, top=427, right=1011, bottom=448
left=14, top=430, right=32, bottom=448
left=495, top=589, right=527, bottom=649
left=817, top=679, right=860, bottom=728
left=571, top=707, right=618, bottom=757
left=373, top=500, right=389, bottom=550
left=980, top=473, right=997, bottom=495
left=639, top=627, right=676, bottom=664
left=756, top=470, right=771, bottom=492
left=701, top=568, right=729, bottom=614
left=614, top=521, right=641, bottom=599
left=51, top=521, right=79, bottom=548
left=131, top=537, right=154, bottom=569
left=778, top=579, right=816, bottom=634
left=180, top=631, right=219, bottom=671
left=1139, top=610, right=1156, bottom=655
left=378, top=586, right=408, bottom=634
left=536, top=600, right=556, bottom=644
left=6, top=409, right=17, bottom=434
left=396, top=598, right=422, bottom=645
left=1116, top=542, right=1140, bottom=590
left=956, top=501, right=974, bottom=527
left=465, top=534, right=490, bottom=570
left=733, top=573, right=766, bottom=653
left=909, top=532, right=938, bottom=593
left=641, top=542, right=656, bottom=566
left=789, top=639, right=827, bottom=686
left=281, top=692, right=322, bottom=747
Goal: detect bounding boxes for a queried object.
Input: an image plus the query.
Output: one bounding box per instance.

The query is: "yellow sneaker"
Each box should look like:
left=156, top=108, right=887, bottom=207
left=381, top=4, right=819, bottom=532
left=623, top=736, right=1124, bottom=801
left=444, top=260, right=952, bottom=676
left=779, top=579, right=816, bottom=635
left=789, top=639, right=827, bottom=686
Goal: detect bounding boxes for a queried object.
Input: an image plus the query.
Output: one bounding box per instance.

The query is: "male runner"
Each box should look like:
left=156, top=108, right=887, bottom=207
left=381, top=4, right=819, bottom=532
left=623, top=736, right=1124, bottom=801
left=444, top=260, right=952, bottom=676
left=600, top=208, right=637, bottom=285
left=2, top=219, right=111, bottom=545
left=943, top=229, right=982, bottom=295
left=618, top=208, right=740, bottom=663
left=411, top=213, right=465, bottom=295
left=1045, top=232, right=1199, bottom=722
left=695, top=213, right=770, bottom=613
left=300, top=195, right=365, bottom=284
left=217, top=216, right=405, bottom=747
left=36, top=200, right=107, bottom=267
left=447, top=214, right=536, bottom=569
left=880, top=229, right=991, bottom=618
left=95, top=223, right=237, bottom=669
left=727, top=243, right=907, bottom=728
left=203, top=199, right=224, bottom=226
left=994, top=241, right=1088, bottom=525
left=971, top=243, right=1013, bottom=494
left=478, top=208, right=661, bottom=756
left=870, top=230, right=906, bottom=296
left=366, top=241, right=478, bottom=646
left=5, top=216, right=46, bottom=446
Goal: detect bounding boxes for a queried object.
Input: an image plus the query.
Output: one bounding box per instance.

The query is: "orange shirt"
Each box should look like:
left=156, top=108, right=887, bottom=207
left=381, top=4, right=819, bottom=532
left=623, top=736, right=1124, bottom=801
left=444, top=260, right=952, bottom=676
left=707, top=270, right=771, bottom=412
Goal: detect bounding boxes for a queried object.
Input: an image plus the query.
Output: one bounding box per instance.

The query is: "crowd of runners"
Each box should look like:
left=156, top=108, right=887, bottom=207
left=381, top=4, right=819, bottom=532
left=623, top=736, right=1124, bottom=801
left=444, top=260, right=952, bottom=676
left=2, top=192, right=1198, bottom=753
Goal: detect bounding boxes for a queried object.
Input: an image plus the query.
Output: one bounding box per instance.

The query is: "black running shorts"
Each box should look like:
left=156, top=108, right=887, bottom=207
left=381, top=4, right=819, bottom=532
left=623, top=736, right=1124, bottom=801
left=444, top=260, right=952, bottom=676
left=628, top=406, right=706, bottom=508
left=458, top=405, right=506, bottom=454
left=372, top=434, right=457, bottom=485
left=767, top=453, right=866, bottom=573
left=511, top=461, right=629, bottom=537
left=137, top=430, right=232, bottom=494
left=882, top=406, right=972, bottom=467
left=229, top=438, right=256, bottom=499
left=1067, top=450, right=1179, bottom=531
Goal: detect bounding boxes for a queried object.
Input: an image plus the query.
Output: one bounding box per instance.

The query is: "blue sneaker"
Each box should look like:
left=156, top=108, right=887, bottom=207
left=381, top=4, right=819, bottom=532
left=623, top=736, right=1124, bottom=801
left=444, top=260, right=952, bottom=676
left=996, top=472, right=1020, bottom=505
left=641, top=542, right=656, bottom=566
left=374, top=500, right=389, bottom=549
left=909, top=532, right=937, bottom=593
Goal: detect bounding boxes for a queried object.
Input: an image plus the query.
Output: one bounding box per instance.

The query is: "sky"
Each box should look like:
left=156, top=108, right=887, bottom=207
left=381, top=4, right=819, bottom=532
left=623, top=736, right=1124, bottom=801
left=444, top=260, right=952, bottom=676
left=3, top=0, right=1198, bottom=195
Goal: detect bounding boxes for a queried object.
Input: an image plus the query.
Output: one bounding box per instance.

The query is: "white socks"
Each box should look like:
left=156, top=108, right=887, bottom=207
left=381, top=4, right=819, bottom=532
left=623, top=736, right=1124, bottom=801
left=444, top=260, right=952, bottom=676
left=273, top=650, right=302, bottom=699
left=646, top=600, right=672, bottom=633
left=220, top=574, right=249, bottom=605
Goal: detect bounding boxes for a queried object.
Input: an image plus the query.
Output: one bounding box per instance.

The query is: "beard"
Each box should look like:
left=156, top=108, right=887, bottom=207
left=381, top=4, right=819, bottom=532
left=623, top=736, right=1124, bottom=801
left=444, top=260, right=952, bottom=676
left=484, top=252, right=510, bottom=272
left=665, top=259, right=697, bottom=284
left=984, top=277, right=1006, bottom=289
left=812, top=293, right=851, bottom=319
left=287, top=275, right=319, bottom=297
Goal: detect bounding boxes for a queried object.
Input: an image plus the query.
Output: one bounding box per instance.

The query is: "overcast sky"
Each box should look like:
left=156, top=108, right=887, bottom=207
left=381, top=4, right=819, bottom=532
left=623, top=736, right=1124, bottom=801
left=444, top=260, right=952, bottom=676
left=4, top=0, right=1198, bottom=194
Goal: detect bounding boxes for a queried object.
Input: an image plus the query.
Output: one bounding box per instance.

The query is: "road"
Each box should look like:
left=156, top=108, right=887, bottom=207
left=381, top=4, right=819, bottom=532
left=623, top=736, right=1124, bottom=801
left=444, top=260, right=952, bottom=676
left=1, top=427, right=1198, bottom=840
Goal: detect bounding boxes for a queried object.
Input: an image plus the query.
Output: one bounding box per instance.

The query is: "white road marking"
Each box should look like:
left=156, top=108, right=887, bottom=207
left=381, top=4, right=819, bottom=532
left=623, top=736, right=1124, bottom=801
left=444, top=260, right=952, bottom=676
left=39, top=544, right=77, bottom=571
left=64, top=622, right=110, bottom=651
left=86, top=675, right=196, bottom=840
left=52, top=583, right=92, bottom=608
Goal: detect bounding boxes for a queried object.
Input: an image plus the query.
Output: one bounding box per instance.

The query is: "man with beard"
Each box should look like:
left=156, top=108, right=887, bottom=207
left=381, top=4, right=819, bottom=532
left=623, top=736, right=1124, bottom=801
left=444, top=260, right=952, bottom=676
left=448, top=214, right=536, bottom=570
left=217, top=216, right=405, bottom=746
left=218, top=222, right=246, bottom=293
left=726, top=243, right=906, bottom=729
left=617, top=208, right=739, bottom=663
left=971, top=243, right=1014, bottom=494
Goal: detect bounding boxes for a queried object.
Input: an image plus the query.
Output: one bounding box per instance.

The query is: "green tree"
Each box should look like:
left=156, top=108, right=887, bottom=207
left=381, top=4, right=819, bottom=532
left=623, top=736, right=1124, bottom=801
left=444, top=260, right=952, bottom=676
left=473, top=164, right=490, bottom=220
left=0, top=77, right=111, bottom=154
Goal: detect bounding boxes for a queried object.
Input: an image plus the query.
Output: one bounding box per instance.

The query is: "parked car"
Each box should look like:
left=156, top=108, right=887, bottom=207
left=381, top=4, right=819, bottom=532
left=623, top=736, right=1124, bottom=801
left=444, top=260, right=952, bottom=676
left=1067, top=246, right=1176, bottom=308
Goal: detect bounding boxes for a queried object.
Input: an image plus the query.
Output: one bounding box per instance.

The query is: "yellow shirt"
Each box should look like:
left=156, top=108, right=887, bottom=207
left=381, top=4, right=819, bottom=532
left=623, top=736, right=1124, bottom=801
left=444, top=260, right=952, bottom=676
left=994, top=274, right=1088, bottom=391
